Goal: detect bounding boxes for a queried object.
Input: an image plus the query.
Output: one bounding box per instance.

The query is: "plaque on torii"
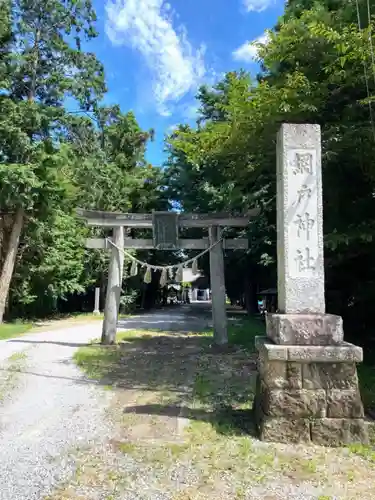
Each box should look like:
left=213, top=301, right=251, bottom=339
left=152, top=211, right=179, bottom=250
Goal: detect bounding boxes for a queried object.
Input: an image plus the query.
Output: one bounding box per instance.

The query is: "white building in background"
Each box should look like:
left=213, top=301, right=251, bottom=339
left=182, top=268, right=211, bottom=302
left=166, top=268, right=211, bottom=303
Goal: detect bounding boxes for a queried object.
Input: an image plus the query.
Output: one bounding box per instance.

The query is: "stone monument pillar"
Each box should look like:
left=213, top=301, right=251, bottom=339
left=254, top=124, right=368, bottom=445
left=93, top=287, right=100, bottom=315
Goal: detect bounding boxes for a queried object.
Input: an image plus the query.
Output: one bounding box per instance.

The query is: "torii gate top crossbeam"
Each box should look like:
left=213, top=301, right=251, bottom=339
left=76, top=208, right=260, bottom=228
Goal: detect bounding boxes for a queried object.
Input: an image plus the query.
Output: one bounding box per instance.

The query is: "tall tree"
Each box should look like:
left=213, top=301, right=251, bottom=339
left=0, top=0, right=105, bottom=322
left=0, top=0, right=11, bottom=88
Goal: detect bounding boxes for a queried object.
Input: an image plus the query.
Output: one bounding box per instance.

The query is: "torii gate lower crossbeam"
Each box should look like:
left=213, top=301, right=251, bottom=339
left=77, top=209, right=260, bottom=345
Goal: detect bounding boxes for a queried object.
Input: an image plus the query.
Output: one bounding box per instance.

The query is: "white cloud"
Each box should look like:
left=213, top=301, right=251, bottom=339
left=105, top=0, right=206, bottom=116
left=232, top=32, right=270, bottom=63
left=166, top=123, right=179, bottom=133
left=182, top=102, right=200, bottom=120
left=242, top=0, right=276, bottom=12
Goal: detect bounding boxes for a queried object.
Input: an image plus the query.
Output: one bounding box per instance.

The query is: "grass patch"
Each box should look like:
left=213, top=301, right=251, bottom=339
left=8, top=351, right=27, bottom=362
left=190, top=326, right=257, bottom=419
left=32, top=311, right=105, bottom=323
left=226, top=315, right=265, bottom=351
left=42, top=311, right=129, bottom=322
left=0, top=349, right=28, bottom=402
left=73, top=328, right=205, bottom=395
left=188, top=315, right=265, bottom=353
left=29, top=312, right=107, bottom=332
left=73, top=343, right=122, bottom=381
left=193, top=372, right=212, bottom=400
left=0, top=311, right=112, bottom=340
left=73, top=329, right=170, bottom=382
left=348, top=443, right=375, bottom=462
left=115, top=440, right=137, bottom=455
left=0, top=322, right=33, bottom=340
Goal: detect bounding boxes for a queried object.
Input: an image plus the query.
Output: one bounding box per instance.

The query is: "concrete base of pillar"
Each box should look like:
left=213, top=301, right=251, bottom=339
left=254, top=336, right=369, bottom=446
left=266, top=313, right=344, bottom=345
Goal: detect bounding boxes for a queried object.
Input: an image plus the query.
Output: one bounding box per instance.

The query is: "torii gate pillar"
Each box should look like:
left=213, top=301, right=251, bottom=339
left=209, top=226, right=228, bottom=345
left=101, top=226, right=124, bottom=344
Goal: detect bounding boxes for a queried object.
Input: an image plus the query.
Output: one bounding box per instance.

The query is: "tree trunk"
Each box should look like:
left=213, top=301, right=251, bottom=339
left=29, top=28, right=41, bottom=102
left=0, top=208, right=24, bottom=323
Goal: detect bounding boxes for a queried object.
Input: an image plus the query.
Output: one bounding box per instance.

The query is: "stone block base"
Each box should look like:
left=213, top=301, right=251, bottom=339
left=266, top=313, right=343, bottom=345
left=254, top=337, right=368, bottom=446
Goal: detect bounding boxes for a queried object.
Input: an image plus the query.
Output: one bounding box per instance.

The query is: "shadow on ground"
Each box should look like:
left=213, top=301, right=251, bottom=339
left=73, top=331, right=258, bottom=437
left=123, top=401, right=257, bottom=437
left=8, top=340, right=95, bottom=348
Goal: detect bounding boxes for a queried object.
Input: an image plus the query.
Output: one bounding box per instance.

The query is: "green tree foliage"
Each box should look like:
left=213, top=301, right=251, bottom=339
left=0, top=0, right=11, bottom=88
left=163, top=0, right=375, bottom=340
left=0, top=0, right=163, bottom=319
left=0, top=0, right=106, bottom=320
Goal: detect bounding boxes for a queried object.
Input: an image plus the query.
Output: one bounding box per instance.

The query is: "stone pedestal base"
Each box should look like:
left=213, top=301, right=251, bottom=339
left=254, top=337, right=368, bottom=446
left=266, top=313, right=343, bottom=345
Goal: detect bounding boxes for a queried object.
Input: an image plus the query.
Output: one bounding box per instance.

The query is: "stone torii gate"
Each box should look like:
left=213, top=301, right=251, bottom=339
left=77, top=209, right=259, bottom=345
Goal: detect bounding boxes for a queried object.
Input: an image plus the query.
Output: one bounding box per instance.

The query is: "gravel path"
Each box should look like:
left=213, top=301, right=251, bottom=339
left=0, top=306, right=211, bottom=500
left=117, top=302, right=212, bottom=333
left=0, top=322, right=111, bottom=500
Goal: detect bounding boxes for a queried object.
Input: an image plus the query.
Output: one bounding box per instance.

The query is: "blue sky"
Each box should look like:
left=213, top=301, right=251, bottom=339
left=88, top=0, right=286, bottom=165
